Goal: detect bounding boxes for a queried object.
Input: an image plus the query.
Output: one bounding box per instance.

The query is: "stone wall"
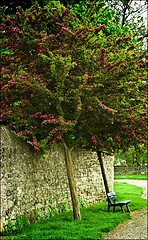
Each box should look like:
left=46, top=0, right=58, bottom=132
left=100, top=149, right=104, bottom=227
left=0, top=125, right=114, bottom=231
left=114, top=166, right=147, bottom=175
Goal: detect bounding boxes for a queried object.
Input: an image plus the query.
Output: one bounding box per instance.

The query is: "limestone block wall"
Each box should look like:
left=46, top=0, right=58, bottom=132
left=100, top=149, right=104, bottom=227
left=114, top=166, right=147, bottom=175
left=0, top=125, right=114, bottom=231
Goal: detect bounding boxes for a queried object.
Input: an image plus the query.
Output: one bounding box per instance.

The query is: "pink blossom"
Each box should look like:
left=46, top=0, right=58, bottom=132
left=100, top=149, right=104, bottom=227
left=42, top=119, right=56, bottom=125
left=108, top=108, right=114, bottom=113
left=22, top=100, right=28, bottom=104
left=86, top=87, right=92, bottom=91
left=62, top=8, right=69, bottom=15
left=33, top=139, right=40, bottom=151
left=43, top=35, right=49, bottom=39
left=27, top=14, right=32, bottom=18
left=101, top=48, right=106, bottom=53
left=99, top=103, right=107, bottom=109
left=102, top=24, right=106, bottom=29
left=140, top=139, right=146, bottom=143
left=16, top=12, right=21, bottom=17
left=3, top=81, right=16, bottom=88
left=99, top=103, right=114, bottom=113
left=11, top=27, right=19, bottom=34
left=19, top=119, right=24, bottom=123
left=78, top=65, right=82, bottom=69
left=114, top=136, right=121, bottom=142
left=34, top=112, right=41, bottom=118
left=40, top=114, right=54, bottom=119
left=56, top=135, right=62, bottom=140
left=34, top=145, right=40, bottom=151
left=30, top=126, right=35, bottom=129
left=58, top=116, right=64, bottom=123
left=130, top=114, right=134, bottom=119
left=91, top=135, right=98, bottom=146
left=40, top=114, right=48, bottom=119
left=87, top=28, right=94, bottom=32
left=20, top=75, right=27, bottom=80
left=17, top=131, right=23, bottom=135
left=61, top=27, right=69, bottom=33
left=9, top=57, right=15, bottom=61
left=95, top=26, right=102, bottom=32
left=95, top=24, right=106, bottom=33
left=56, top=33, right=60, bottom=38
left=7, top=110, right=12, bottom=115
left=67, top=120, right=72, bottom=124
left=131, top=132, right=137, bottom=137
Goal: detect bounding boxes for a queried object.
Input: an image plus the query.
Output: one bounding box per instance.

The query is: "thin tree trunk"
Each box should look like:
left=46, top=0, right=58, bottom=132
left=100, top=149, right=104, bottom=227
left=121, top=0, right=131, bottom=27
left=62, top=140, right=81, bottom=220
left=122, top=7, right=127, bottom=27
left=97, top=150, right=110, bottom=194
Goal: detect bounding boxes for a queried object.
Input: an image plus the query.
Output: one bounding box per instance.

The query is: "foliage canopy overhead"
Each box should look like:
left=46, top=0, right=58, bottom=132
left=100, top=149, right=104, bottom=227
left=0, top=1, right=147, bottom=153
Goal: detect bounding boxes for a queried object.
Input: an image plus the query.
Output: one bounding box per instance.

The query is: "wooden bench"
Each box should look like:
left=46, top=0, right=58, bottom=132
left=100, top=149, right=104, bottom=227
left=107, top=192, right=131, bottom=213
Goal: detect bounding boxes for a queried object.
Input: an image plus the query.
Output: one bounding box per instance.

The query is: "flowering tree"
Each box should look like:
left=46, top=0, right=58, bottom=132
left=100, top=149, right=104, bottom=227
left=1, top=1, right=147, bottom=219
left=78, top=41, right=147, bottom=191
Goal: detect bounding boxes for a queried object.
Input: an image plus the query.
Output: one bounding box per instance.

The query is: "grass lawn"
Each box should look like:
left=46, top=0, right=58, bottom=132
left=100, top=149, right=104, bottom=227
left=2, top=182, right=147, bottom=240
left=114, top=174, right=147, bottom=180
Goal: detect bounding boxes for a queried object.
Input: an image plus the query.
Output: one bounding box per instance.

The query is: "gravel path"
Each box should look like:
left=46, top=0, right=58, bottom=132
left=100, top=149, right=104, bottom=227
left=101, top=180, right=148, bottom=240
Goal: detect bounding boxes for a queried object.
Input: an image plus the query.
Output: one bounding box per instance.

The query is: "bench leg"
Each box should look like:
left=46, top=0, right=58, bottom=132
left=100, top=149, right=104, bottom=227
left=108, top=205, right=110, bottom=212
left=126, top=204, right=130, bottom=213
left=113, top=206, right=116, bottom=212
left=120, top=205, right=125, bottom=213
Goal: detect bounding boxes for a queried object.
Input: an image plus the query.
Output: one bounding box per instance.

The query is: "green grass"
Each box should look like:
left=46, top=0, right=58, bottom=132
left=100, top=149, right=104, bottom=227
left=114, top=174, right=147, bottom=180
left=2, top=182, right=147, bottom=240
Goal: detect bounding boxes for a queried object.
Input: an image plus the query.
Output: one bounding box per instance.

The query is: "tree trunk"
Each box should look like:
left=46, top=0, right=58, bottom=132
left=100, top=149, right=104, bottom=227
left=62, top=140, right=81, bottom=220
left=97, top=151, right=110, bottom=194
left=121, top=0, right=130, bottom=27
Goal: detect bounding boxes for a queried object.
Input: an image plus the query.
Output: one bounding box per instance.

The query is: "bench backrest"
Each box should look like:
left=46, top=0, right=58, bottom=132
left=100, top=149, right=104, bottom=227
left=107, top=192, right=118, bottom=204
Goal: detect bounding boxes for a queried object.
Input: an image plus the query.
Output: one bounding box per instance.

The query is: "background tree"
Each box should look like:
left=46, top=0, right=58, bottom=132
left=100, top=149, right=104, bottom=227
left=77, top=33, right=147, bottom=191
left=105, top=0, right=147, bottom=26
left=71, top=0, right=131, bottom=36
left=115, top=146, right=147, bottom=166
left=105, top=0, right=147, bottom=46
left=1, top=0, right=147, bottom=218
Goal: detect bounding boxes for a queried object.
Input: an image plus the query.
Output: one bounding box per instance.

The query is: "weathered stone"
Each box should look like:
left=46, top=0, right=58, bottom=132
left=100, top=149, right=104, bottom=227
left=114, top=166, right=147, bottom=175
left=1, top=125, right=114, bottom=231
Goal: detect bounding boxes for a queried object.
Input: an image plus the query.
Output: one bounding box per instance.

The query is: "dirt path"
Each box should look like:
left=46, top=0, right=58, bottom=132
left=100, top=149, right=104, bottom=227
left=101, top=180, right=148, bottom=240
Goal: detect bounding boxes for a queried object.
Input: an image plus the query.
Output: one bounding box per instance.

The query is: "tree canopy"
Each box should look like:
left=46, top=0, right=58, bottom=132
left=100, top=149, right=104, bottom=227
left=1, top=2, right=147, bottom=152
